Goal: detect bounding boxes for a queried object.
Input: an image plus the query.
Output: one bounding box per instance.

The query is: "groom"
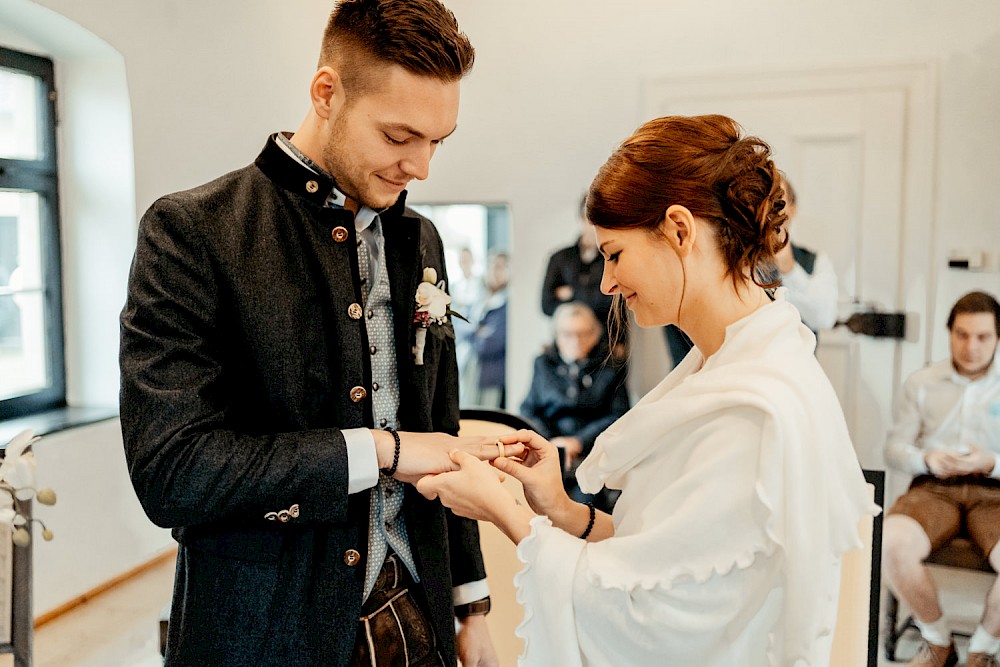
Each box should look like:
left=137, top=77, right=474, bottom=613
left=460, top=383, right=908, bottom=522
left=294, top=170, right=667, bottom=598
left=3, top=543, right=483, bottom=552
left=119, top=1, right=498, bottom=665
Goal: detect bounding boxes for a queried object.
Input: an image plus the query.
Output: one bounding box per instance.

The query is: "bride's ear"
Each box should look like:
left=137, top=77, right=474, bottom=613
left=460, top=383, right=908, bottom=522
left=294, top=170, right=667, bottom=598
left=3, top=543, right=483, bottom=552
left=659, top=205, right=697, bottom=258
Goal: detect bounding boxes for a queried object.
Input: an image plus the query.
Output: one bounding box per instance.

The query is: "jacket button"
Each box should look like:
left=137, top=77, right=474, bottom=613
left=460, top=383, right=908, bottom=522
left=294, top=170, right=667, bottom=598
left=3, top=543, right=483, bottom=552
left=277, top=509, right=291, bottom=523
left=306, top=180, right=319, bottom=193
left=350, top=386, right=367, bottom=402
left=344, top=549, right=361, bottom=567
left=332, top=226, right=349, bottom=243
left=348, top=303, right=363, bottom=320
left=288, top=504, right=300, bottom=518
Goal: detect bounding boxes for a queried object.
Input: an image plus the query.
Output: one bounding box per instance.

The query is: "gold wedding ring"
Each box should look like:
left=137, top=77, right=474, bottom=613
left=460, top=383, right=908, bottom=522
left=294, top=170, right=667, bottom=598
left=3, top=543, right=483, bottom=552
left=495, top=440, right=505, bottom=458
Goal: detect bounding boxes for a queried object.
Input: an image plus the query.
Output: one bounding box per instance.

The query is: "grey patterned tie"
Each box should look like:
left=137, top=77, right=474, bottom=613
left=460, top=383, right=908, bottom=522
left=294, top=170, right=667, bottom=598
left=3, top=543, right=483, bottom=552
left=356, top=224, right=419, bottom=600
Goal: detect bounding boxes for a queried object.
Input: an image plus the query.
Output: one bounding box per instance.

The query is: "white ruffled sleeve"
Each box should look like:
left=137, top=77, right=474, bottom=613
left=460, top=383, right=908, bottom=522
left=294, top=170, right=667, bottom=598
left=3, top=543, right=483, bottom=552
left=514, top=515, right=587, bottom=667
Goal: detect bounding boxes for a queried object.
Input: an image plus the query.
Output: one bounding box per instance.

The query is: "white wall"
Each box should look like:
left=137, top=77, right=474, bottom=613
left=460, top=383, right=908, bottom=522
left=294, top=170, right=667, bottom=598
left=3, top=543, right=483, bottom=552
left=3, top=0, right=1000, bottom=603
left=23, top=0, right=999, bottom=406
left=30, top=419, right=173, bottom=616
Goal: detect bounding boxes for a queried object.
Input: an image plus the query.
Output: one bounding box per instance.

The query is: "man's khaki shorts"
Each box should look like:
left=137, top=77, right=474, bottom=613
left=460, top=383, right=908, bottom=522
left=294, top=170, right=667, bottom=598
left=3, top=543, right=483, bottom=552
left=888, top=475, right=1000, bottom=556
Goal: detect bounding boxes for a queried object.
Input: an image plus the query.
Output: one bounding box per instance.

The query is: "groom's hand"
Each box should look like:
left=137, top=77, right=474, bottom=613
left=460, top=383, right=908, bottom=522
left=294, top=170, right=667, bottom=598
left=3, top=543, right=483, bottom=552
left=373, top=431, right=523, bottom=485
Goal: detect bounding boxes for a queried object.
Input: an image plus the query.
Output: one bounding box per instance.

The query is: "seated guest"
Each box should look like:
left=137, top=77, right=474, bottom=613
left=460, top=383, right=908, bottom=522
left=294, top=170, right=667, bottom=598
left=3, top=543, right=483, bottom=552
left=884, top=290, right=1000, bottom=667
left=520, top=301, right=629, bottom=511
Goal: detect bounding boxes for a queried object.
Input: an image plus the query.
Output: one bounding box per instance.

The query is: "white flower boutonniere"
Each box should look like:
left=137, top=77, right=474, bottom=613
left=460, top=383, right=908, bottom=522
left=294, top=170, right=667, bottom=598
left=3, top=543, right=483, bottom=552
left=412, top=267, right=468, bottom=365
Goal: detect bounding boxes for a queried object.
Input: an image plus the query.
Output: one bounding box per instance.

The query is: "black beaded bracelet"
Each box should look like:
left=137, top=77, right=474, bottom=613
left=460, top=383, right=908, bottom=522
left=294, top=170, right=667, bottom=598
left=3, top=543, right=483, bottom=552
left=381, top=429, right=401, bottom=476
left=579, top=502, right=596, bottom=540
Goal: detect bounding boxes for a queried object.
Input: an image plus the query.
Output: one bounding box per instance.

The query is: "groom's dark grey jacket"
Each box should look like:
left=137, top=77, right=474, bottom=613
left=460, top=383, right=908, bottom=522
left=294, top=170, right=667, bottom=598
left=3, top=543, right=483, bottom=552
left=119, top=135, right=483, bottom=666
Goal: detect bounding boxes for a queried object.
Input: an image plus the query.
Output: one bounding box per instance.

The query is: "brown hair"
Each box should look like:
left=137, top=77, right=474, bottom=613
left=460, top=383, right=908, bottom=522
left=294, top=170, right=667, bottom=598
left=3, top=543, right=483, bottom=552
left=320, top=0, right=475, bottom=96
left=587, top=114, right=787, bottom=289
left=947, top=291, right=1000, bottom=334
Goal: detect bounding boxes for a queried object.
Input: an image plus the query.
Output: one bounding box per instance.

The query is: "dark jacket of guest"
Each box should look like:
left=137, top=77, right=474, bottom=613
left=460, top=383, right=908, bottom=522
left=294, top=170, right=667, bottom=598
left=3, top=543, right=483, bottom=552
left=541, top=242, right=610, bottom=321
left=472, top=296, right=507, bottom=391
left=119, top=136, right=482, bottom=667
left=519, top=343, right=629, bottom=454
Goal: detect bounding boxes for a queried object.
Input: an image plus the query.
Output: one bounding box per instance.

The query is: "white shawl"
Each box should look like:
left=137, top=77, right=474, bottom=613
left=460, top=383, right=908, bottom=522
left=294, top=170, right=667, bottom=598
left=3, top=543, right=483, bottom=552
left=513, top=296, right=878, bottom=666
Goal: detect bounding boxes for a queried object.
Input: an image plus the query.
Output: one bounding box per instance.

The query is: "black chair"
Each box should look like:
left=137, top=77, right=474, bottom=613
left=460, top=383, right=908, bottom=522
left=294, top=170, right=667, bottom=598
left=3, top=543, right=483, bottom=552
left=832, top=469, right=884, bottom=667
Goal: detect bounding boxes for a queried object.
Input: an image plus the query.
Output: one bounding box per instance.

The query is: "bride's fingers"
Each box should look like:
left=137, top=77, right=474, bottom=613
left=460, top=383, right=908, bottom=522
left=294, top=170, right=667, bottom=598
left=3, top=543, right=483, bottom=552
left=492, top=455, right=531, bottom=482
left=415, top=475, right=440, bottom=500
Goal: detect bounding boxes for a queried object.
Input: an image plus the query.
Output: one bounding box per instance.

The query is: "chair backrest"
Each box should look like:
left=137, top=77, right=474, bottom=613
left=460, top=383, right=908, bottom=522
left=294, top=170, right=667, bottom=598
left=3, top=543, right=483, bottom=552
left=829, top=469, right=884, bottom=667
left=457, top=408, right=535, bottom=667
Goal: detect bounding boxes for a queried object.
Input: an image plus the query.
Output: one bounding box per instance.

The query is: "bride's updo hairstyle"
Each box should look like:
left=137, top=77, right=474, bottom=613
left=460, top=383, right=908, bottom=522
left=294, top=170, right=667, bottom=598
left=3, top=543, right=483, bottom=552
left=586, top=114, right=788, bottom=289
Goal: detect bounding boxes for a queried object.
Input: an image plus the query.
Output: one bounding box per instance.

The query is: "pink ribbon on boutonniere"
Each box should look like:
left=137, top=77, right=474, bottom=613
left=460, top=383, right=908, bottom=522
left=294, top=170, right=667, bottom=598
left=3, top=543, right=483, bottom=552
left=412, top=267, right=468, bottom=365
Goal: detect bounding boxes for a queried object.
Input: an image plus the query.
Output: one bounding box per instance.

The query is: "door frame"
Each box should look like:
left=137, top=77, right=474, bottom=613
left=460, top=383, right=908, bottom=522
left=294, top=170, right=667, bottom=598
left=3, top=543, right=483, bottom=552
left=642, top=61, right=939, bottom=387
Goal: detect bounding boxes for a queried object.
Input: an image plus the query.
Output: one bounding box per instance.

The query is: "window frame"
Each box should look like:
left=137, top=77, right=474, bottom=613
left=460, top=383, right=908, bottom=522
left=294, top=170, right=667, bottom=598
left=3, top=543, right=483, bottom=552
left=0, top=45, right=65, bottom=419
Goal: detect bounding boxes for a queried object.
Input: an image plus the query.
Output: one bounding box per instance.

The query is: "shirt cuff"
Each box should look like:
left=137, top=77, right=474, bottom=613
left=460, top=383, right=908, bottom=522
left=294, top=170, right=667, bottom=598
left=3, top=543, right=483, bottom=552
left=990, top=453, right=1000, bottom=479
left=345, top=428, right=378, bottom=494
left=452, top=578, right=490, bottom=606
left=909, top=449, right=929, bottom=475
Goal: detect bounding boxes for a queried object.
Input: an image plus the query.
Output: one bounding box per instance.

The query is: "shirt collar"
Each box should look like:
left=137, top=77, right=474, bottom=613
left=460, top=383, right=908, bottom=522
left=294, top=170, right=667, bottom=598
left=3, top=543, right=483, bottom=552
left=274, top=133, right=380, bottom=233
left=948, top=356, right=999, bottom=385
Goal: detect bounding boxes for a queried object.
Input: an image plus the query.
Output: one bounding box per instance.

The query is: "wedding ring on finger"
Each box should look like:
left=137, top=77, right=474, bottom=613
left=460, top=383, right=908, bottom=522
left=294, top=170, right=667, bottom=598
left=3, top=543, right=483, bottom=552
left=495, top=440, right=505, bottom=459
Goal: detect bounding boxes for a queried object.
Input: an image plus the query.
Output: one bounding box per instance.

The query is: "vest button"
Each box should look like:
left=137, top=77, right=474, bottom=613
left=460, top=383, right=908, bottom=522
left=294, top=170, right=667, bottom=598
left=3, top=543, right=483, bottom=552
left=305, top=180, right=319, bottom=193
left=332, top=226, right=349, bottom=242
left=350, top=386, right=367, bottom=402
left=348, top=303, right=363, bottom=320
left=373, top=382, right=380, bottom=392
left=344, top=549, right=361, bottom=567
left=370, top=345, right=377, bottom=355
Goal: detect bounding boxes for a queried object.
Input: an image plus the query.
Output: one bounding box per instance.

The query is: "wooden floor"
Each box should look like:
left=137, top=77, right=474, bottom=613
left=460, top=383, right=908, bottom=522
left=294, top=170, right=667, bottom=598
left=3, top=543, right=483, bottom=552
left=0, top=555, right=174, bottom=667
left=0, top=551, right=987, bottom=667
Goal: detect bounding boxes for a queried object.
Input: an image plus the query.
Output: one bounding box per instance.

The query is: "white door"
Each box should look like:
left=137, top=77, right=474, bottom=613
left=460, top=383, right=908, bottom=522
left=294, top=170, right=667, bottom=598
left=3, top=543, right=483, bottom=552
left=642, top=65, right=937, bottom=472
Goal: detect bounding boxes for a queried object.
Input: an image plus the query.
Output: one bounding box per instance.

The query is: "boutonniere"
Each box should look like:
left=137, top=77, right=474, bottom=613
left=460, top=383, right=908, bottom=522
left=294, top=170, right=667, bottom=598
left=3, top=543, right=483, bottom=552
left=412, top=267, right=469, bottom=365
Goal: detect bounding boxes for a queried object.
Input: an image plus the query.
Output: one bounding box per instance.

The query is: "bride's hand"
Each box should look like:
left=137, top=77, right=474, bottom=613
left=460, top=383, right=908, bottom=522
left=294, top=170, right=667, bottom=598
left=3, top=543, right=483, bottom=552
left=490, top=430, right=571, bottom=519
left=416, top=450, right=516, bottom=524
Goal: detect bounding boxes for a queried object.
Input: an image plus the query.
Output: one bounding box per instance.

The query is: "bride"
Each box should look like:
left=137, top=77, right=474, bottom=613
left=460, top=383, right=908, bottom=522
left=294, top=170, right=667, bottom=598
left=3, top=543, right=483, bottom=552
left=418, top=114, right=877, bottom=667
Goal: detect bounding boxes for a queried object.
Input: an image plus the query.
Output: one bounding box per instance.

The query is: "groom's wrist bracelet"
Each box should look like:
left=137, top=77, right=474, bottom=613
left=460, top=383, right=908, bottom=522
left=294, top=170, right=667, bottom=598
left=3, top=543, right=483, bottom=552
left=380, top=429, right=401, bottom=476
left=454, top=596, right=491, bottom=618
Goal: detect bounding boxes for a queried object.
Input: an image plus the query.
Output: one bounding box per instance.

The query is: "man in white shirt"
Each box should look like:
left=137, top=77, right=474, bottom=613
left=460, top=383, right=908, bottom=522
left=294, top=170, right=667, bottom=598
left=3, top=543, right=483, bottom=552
left=772, top=176, right=839, bottom=332
left=884, top=290, right=1000, bottom=667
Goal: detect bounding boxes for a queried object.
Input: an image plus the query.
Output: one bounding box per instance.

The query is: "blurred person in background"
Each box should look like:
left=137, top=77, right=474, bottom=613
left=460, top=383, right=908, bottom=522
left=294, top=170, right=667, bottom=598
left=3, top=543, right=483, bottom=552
left=520, top=301, right=629, bottom=512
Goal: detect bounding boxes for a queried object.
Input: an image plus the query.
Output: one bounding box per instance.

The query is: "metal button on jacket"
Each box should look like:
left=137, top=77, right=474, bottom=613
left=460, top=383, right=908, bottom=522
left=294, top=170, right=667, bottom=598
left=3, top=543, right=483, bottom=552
left=348, top=303, right=363, bottom=320
left=332, top=226, right=349, bottom=243
left=344, top=549, right=361, bottom=567
left=350, top=386, right=367, bottom=402
left=306, top=180, right=319, bottom=193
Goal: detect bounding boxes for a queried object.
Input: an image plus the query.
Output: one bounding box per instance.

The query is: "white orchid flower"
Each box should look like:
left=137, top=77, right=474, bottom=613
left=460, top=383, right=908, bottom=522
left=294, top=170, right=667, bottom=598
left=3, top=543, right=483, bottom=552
left=1, top=430, right=39, bottom=495
left=422, top=267, right=438, bottom=285
left=415, top=282, right=452, bottom=320
left=3, top=430, right=38, bottom=460
left=0, top=493, right=15, bottom=526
